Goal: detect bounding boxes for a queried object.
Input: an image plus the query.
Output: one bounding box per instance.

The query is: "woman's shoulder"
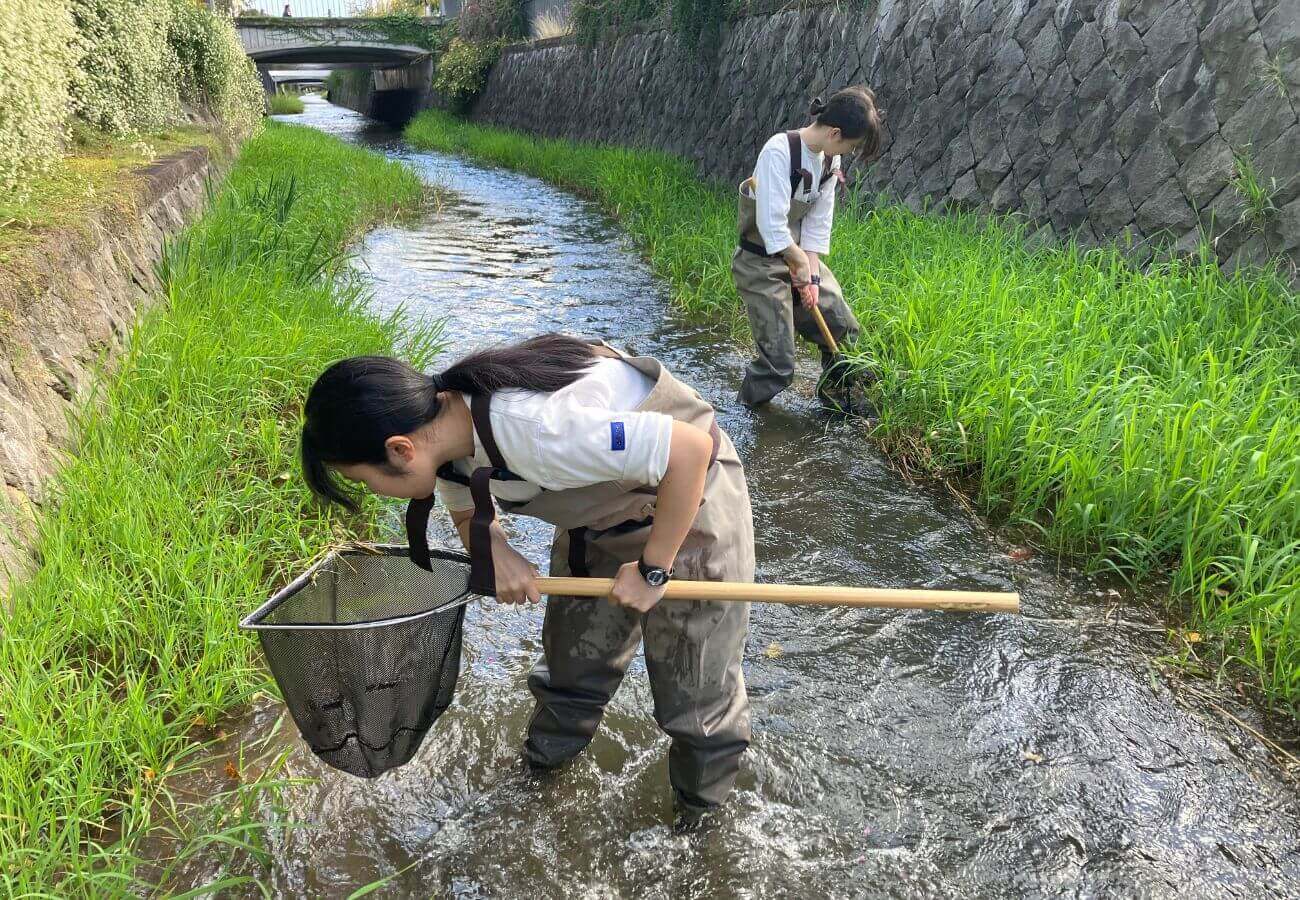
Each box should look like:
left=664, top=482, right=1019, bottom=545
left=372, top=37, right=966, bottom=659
left=488, top=361, right=613, bottom=420
left=489, top=357, right=646, bottom=416
left=759, top=132, right=791, bottom=157
left=554, top=357, right=630, bottom=405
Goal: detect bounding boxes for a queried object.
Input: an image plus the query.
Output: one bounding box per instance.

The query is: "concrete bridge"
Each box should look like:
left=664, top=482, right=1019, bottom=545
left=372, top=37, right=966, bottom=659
left=266, top=68, right=331, bottom=89
left=237, top=16, right=446, bottom=119
left=236, top=16, right=441, bottom=66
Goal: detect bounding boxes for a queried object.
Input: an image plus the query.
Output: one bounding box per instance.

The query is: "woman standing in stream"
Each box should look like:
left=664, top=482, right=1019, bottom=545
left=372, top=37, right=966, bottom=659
left=733, top=86, right=884, bottom=414
left=300, top=333, right=755, bottom=830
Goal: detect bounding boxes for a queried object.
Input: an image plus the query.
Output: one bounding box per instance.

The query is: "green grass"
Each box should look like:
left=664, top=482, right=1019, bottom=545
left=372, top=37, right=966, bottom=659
left=0, top=122, right=226, bottom=265
left=405, top=109, right=1300, bottom=710
left=1257, top=52, right=1291, bottom=100
left=1230, top=148, right=1280, bottom=232
left=0, top=121, right=439, bottom=894
left=269, top=90, right=306, bottom=115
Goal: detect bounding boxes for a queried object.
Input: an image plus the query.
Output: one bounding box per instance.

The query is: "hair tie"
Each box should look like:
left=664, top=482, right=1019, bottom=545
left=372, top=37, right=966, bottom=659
left=429, top=372, right=445, bottom=393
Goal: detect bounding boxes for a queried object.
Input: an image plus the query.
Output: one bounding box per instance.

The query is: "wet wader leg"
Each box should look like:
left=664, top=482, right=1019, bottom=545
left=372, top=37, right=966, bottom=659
left=796, top=266, right=878, bottom=415
left=642, top=597, right=751, bottom=810
left=733, top=250, right=798, bottom=407
left=791, top=263, right=860, bottom=367
left=524, top=529, right=641, bottom=769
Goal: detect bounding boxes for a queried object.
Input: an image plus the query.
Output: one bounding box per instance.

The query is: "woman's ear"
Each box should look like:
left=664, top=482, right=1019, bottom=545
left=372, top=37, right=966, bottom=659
left=384, top=434, right=417, bottom=467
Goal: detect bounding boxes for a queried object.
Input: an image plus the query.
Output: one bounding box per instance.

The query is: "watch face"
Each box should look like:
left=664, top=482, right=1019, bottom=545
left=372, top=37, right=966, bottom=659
left=646, top=569, right=669, bottom=587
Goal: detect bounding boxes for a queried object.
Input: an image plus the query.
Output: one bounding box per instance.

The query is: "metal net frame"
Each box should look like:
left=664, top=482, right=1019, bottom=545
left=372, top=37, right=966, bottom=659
left=241, top=545, right=473, bottom=777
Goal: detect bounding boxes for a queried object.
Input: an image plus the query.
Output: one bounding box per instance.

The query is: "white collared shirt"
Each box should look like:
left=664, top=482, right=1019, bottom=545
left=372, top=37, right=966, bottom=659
left=435, top=358, right=673, bottom=512
left=751, top=132, right=840, bottom=256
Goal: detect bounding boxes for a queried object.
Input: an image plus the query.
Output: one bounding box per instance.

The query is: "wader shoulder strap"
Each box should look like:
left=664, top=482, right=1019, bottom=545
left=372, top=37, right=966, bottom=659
left=408, top=393, right=526, bottom=583
left=405, top=493, right=436, bottom=571
left=468, top=467, right=497, bottom=595
left=471, top=393, right=509, bottom=472
left=435, top=461, right=469, bottom=486
left=786, top=130, right=836, bottom=194
left=466, top=392, right=517, bottom=596
left=585, top=338, right=621, bottom=360
left=786, top=131, right=811, bottom=197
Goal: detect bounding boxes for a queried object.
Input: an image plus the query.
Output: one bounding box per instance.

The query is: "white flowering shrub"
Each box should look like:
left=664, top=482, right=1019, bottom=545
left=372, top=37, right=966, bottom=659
left=70, top=0, right=181, bottom=135
left=1, top=0, right=263, bottom=195
left=70, top=0, right=183, bottom=135
left=0, top=0, right=78, bottom=196
left=168, top=0, right=264, bottom=137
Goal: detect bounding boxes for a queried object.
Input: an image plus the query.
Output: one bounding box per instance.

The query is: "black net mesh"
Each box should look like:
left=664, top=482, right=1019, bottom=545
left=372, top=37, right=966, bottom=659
left=244, top=547, right=472, bottom=778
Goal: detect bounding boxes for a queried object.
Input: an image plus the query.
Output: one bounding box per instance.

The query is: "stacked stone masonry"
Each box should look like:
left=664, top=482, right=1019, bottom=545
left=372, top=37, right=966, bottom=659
left=473, top=0, right=1299, bottom=276
left=0, top=148, right=224, bottom=594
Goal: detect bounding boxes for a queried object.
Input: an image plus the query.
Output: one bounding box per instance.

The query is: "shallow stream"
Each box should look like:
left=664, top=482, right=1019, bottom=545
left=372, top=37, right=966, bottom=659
left=156, top=98, right=1300, bottom=898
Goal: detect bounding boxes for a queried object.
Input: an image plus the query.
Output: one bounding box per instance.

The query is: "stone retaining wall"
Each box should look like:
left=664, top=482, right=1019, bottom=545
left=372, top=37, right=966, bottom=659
left=0, top=147, right=226, bottom=594
left=473, top=0, right=1299, bottom=275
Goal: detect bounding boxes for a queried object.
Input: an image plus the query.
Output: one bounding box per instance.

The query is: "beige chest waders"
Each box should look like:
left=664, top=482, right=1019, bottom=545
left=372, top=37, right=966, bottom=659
left=428, top=341, right=756, bottom=811
left=241, top=360, right=1009, bottom=784
left=733, top=131, right=863, bottom=407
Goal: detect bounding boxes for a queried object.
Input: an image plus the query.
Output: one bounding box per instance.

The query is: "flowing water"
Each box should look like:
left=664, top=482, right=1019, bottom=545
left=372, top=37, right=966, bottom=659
left=155, top=98, right=1300, bottom=898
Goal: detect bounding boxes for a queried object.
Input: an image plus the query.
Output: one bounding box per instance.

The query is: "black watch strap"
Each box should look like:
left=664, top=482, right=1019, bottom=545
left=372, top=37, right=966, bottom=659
left=637, top=557, right=673, bottom=584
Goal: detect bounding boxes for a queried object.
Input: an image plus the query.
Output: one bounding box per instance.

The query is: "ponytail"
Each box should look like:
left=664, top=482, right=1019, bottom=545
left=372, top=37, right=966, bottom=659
left=437, top=333, right=599, bottom=397
left=301, top=333, right=598, bottom=508
left=810, top=85, right=885, bottom=163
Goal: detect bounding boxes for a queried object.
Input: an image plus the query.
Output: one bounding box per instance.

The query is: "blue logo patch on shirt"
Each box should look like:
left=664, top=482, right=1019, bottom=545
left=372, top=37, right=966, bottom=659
left=610, top=421, right=626, bottom=451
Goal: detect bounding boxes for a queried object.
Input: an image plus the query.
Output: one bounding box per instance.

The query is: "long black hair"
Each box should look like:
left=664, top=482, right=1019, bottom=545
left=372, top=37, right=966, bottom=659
left=301, top=333, right=599, bottom=508
left=809, top=85, right=885, bottom=164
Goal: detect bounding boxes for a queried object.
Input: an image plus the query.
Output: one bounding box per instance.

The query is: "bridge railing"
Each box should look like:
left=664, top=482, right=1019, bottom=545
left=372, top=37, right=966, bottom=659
left=234, top=14, right=448, bottom=25
left=235, top=0, right=450, bottom=17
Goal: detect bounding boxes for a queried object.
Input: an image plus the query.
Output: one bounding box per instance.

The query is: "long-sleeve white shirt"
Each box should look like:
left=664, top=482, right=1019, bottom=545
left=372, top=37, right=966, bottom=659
left=435, top=358, right=673, bottom=512
left=750, top=132, right=840, bottom=256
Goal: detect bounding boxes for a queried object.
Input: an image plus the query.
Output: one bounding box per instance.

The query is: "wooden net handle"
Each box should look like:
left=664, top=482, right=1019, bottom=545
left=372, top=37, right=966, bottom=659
left=536, top=577, right=1018, bottom=614
left=809, top=302, right=839, bottom=354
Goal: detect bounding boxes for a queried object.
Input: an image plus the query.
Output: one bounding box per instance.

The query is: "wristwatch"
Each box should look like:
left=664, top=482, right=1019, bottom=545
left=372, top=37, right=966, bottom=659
left=637, top=557, right=674, bottom=587
left=810, top=275, right=822, bottom=285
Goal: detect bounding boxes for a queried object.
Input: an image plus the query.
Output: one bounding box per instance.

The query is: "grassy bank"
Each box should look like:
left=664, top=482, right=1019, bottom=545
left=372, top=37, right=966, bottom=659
left=0, top=123, right=226, bottom=267
left=405, top=110, right=1300, bottom=711
left=0, top=121, right=438, bottom=893
left=269, top=90, right=305, bottom=115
